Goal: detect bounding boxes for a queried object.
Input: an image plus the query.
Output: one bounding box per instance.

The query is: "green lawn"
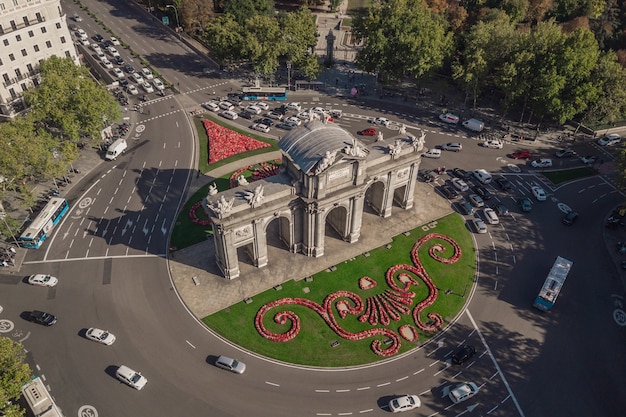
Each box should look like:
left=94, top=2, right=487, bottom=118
left=542, top=167, right=597, bottom=185
left=203, top=214, right=475, bottom=367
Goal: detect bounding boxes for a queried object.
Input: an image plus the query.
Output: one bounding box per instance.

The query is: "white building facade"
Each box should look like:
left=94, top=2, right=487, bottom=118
left=0, top=0, right=79, bottom=119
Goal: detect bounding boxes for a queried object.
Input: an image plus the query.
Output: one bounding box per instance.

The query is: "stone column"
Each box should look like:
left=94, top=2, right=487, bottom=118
left=251, top=218, right=268, bottom=268
left=380, top=171, right=394, bottom=218
left=213, top=227, right=240, bottom=279
left=347, top=194, right=364, bottom=242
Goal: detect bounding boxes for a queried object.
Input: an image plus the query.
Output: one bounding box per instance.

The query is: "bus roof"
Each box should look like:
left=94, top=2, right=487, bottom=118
left=242, top=86, right=286, bottom=93
left=21, top=198, right=66, bottom=238
left=535, top=256, right=573, bottom=308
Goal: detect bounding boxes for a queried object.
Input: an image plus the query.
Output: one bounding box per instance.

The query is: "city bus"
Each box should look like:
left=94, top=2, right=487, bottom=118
left=241, top=86, right=287, bottom=101
left=18, top=197, right=69, bottom=249
left=533, top=256, right=573, bottom=311
left=22, top=376, right=65, bottom=417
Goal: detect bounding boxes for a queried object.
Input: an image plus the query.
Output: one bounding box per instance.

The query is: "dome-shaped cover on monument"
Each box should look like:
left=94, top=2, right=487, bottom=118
left=279, top=121, right=365, bottom=174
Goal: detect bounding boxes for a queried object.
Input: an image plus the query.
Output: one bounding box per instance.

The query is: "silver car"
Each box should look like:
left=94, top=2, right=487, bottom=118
left=215, top=355, right=246, bottom=374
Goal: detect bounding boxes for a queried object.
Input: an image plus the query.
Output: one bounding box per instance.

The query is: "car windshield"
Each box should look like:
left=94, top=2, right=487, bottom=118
left=99, top=331, right=109, bottom=340
left=131, top=373, right=142, bottom=383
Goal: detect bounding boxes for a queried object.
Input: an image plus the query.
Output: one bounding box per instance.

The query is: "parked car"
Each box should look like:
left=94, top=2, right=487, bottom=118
left=110, top=36, right=121, bottom=46
left=202, top=101, right=220, bottom=112
left=112, top=68, right=125, bottom=79
left=73, top=13, right=82, bottom=22
left=114, top=55, right=124, bottom=65
left=494, top=203, right=509, bottom=215
left=451, top=344, right=476, bottom=364
left=439, top=113, right=460, bottom=124
left=369, top=117, right=390, bottom=126
left=238, top=111, right=254, bottom=120
left=215, top=355, right=246, bottom=374
left=131, top=73, right=144, bottom=84
left=251, top=123, right=270, bottom=133
left=451, top=168, right=470, bottom=179
left=124, top=63, right=135, bottom=73
left=285, top=116, right=301, bottom=126
left=28, top=274, right=58, bottom=287
left=422, top=170, right=439, bottom=183
left=266, top=111, right=283, bottom=120
left=495, top=177, right=512, bottom=191
left=449, top=382, right=480, bottom=404
left=79, top=38, right=90, bottom=46
left=441, top=142, right=462, bottom=152
left=141, top=67, right=154, bottom=80
left=579, top=155, right=597, bottom=164
left=519, top=197, right=533, bottom=212
left=29, top=310, right=57, bottom=326
left=258, top=118, right=274, bottom=127
left=253, top=101, right=269, bottom=110
left=474, top=186, right=492, bottom=200
left=470, top=218, right=487, bottom=234
left=245, top=105, right=262, bottom=115
left=468, top=194, right=485, bottom=208
left=220, top=110, right=238, bottom=120
left=458, top=201, right=474, bottom=215
left=86, top=328, right=116, bottom=345
left=451, top=178, right=469, bottom=192
left=441, top=185, right=459, bottom=200
left=530, top=158, right=552, bottom=168
left=127, top=84, right=139, bottom=95
left=483, top=208, right=499, bottom=225
left=598, top=134, right=621, bottom=146
left=286, top=102, right=302, bottom=112
left=531, top=186, right=547, bottom=201
left=482, top=140, right=503, bottom=149
left=511, top=150, right=532, bottom=159
left=152, top=78, right=165, bottom=91
left=141, top=82, right=154, bottom=93
left=276, top=122, right=297, bottom=130
left=555, top=148, right=575, bottom=158
left=93, top=33, right=104, bottom=42
left=358, top=127, right=377, bottom=136
left=389, top=394, right=421, bottom=413
left=562, top=211, right=579, bottom=225
left=422, top=149, right=442, bottom=159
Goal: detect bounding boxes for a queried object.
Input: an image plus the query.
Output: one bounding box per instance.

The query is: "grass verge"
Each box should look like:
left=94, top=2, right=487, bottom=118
left=542, top=167, right=597, bottom=185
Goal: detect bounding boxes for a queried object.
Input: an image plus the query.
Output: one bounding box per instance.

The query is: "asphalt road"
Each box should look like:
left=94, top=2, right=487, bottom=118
left=1, top=1, right=625, bottom=417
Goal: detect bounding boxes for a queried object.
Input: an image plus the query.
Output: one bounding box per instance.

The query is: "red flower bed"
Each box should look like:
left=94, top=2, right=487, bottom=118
left=189, top=201, right=211, bottom=226
left=202, top=119, right=270, bottom=164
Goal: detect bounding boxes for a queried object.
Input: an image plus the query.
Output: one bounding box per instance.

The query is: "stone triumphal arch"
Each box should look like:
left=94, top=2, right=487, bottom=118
left=203, top=120, right=426, bottom=279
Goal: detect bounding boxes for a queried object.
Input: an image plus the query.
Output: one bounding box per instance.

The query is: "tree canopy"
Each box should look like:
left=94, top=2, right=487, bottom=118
left=0, top=337, right=33, bottom=417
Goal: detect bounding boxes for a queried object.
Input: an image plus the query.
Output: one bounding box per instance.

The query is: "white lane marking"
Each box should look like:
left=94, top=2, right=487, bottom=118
left=265, top=381, right=280, bottom=387
left=185, top=340, right=196, bottom=349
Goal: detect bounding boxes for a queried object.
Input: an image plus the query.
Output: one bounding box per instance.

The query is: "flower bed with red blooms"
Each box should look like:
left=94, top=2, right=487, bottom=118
left=254, top=233, right=464, bottom=358
left=202, top=119, right=270, bottom=164
left=189, top=201, right=211, bottom=226
left=229, top=159, right=281, bottom=188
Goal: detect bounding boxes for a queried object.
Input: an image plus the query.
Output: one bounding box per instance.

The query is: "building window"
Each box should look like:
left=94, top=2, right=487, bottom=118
left=0, top=4, right=5, bottom=11
left=2, top=74, right=9, bottom=84
left=3, top=39, right=8, bottom=46
left=0, top=58, right=3, bottom=66
left=33, top=44, right=39, bottom=52
left=55, top=22, right=61, bottom=29
left=20, top=83, right=27, bottom=92
left=21, top=49, right=27, bottom=57
left=13, top=0, right=19, bottom=6
left=15, top=69, right=21, bottom=78
left=60, top=36, right=65, bottom=44
left=33, top=77, right=39, bottom=87
left=23, top=16, right=29, bottom=26
left=28, top=30, right=34, bottom=37
left=10, top=20, right=16, bottom=30
left=65, top=51, right=71, bottom=58
left=0, top=25, right=3, bottom=34
left=9, top=88, right=17, bottom=99
left=9, top=54, right=15, bottom=62
left=27, top=63, right=33, bottom=73
left=15, top=34, right=21, bottom=41
left=46, top=40, right=52, bottom=48
left=36, top=12, right=43, bottom=22
left=41, top=26, right=46, bottom=34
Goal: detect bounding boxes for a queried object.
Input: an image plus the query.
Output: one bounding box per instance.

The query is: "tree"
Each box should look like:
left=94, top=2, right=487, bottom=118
left=224, top=0, right=274, bottom=25
left=581, top=51, right=626, bottom=126
left=279, top=6, right=321, bottom=80
left=0, top=337, right=33, bottom=417
left=352, top=0, right=452, bottom=84
left=24, top=56, right=120, bottom=144
left=242, top=14, right=284, bottom=77
left=203, top=14, right=245, bottom=64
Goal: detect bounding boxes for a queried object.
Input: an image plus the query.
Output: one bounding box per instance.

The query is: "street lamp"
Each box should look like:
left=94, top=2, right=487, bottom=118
left=166, top=5, right=181, bottom=40
left=286, top=61, right=291, bottom=91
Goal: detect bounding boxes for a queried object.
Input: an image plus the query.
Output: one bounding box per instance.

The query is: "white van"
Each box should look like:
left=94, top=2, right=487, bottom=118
left=462, top=118, right=484, bottom=132
left=105, top=138, right=127, bottom=160
left=116, top=365, right=147, bottom=390
left=473, top=169, right=492, bottom=184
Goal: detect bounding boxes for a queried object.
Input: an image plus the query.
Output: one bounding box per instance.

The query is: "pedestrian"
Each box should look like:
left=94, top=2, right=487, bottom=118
left=197, top=169, right=201, bottom=179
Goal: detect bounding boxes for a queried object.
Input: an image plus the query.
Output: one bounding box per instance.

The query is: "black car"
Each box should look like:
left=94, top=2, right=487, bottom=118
left=451, top=168, right=470, bottom=180
left=451, top=344, right=476, bottom=365
left=114, top=55, right=124, bottom=65
left=29, top=310, right=57, bottom=326
left=276, top=122, right=296, bottom=130
left=458, top=201, right=474, bottom=215
left=93, top=33, right=104, bottom=42
left=119, top=79, right=129, bottom=87
left=238, top=111, right=254, bottom=120
left=102, top=39, right=112, bottom=48
left=495, top=177, right=512, bottom=191
left=474, top=186, right=493, bottom=200
left=562, top=211, right=578, bottom=225
left=440, top=185, right=459, bottom=199
left=124, top=63, right=135, bottom=73
left=258, top=118, right=274, bottom=127
left=493, top=203, right=509, bottom=215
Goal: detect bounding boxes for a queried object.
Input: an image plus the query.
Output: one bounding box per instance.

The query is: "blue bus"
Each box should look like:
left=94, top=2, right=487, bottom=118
left=241, top=86, right=287, bottom=101
left=19, top=197, right=69, bottom=249
left=533, top=256, right=573, bottom=311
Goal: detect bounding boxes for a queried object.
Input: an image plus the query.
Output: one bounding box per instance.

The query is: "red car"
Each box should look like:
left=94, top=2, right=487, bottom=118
left=358, top=127, right=377, bottom=136
left=511, top=150, right=532, bottom=159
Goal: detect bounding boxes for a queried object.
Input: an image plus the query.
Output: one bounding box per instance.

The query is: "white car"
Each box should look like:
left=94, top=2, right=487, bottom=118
left=285, top=116, right=301, bottom=126
left=597, top=134, right=621, bottom=146
left=219, top=101, right=234, bottom=111
left=131, top=73, right=144, bottom=84
left=91, top=44, right=102, bottom=53
left=422, top=148, right=442, bottom=159
left=127, top=84, right=139, bottom=95
left=470, top=218, right=487, bottom=234
left=483, top=140, right=503, bottom=149
left=116, top=365, right=147, bottom=390
left=451, top=178, right=469, bottom=192
left=75, top=29, right=88, bottom=40
left=245, top=105, right=262, bottom=115
left=252, top=123, right=270, bottom=133
left=531, top=186, right=547, bottom=201
left=483, top=208, right=499, bottom=224
left=296, top=111, right=311, bottom=121
left=112, top=68, right=125, bottom=79
left=266, top=111, right=283, bottom=120
left=369, top=117, right=390, bottom=126
left=106, top=46, right=119, bottom=56
left=220, top=110, right=238, bottom=120
left=86, top=328, right=116, bottom=345
left=110, top=36, right=121, bottom=46
left=101, top=59, right=113, bottom=69
left=152, top=78, right=165, bottom=91
left=28, top=274, right=58, bottom=287
left=286, top=102, right=301, bottom=112
left=79, top=38, right=90, bottom=46
left=73, top=14, right=82, bottom=22
left=202, top=101, right=220, bottom=112
left=310, top=106, right=327, bottom=116
left=141, top=68, right=154, bottom=80
left=96, top=52, right=107, bottom=62
left=449, top=382, right=480, bottom=403
left=389, top=394, right=421, bottom=413
left=530, top=158, right=552, bottom=168
left=141, top=82, right=154, bottom=93
left=439, top=113, right=460, bottom=124
left=253, top=101, right=269, bottom=111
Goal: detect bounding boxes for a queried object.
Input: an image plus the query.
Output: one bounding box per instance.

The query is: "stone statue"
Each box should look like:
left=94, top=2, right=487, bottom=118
left=237, top=174, right=249, bottom=186
left=209, top=195, right=235, bottom=218
left=399, top=124, right=406, bottom=136
left=208, top=183, right=218, bottom=196
left=388, top=139, right=403, bottom=158
left=315, top=150, right=338, bottom=174
left=344, top=137, right=368, bottom=158
left=376, top=131, right=384, bottom=142
left=410, top=129, right=426, bottom=151
left=244, top=184, right=265, bottom=208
